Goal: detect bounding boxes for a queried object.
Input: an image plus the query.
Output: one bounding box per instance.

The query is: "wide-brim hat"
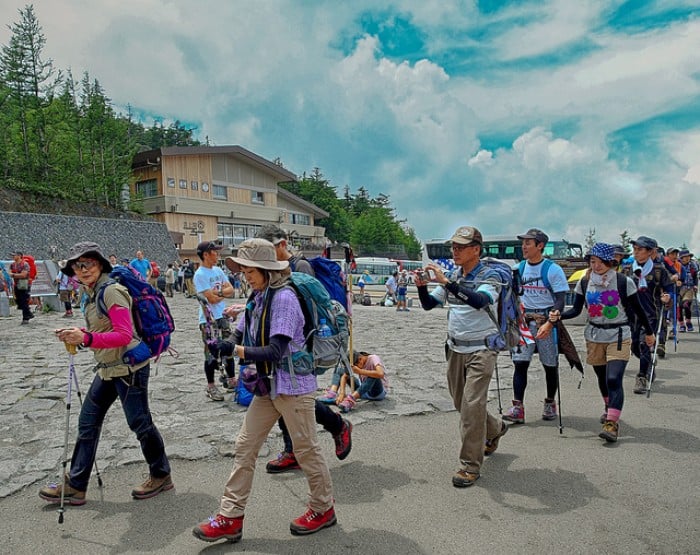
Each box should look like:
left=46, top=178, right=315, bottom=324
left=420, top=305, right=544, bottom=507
left=225, top=238, right=289, bottom=273
left=64, top=241, right=112, bottom=277
left=631, top=236, right=657, bottom=250
left=679, top=249, right=692, bottom=258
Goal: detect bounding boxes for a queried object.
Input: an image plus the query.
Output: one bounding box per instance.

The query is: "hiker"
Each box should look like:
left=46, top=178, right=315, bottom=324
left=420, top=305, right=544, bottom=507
left=416, top=225, right=508, bottom=488
left=620, top=236, right=673, bottom=393
left=54, top=261, right=79, bottom=317
left=129, top=250, right=151, bottom=281
left=193, top=241, right=237, bottom=401
left=385, top=271, right=398, bottom=305
left=678, top=249, right=698, bottom=332
left=164, top=263, right=175, bottom=298
left=502, top=228, right=569, bottom=424
left=193, top=239, right=337, bottom=543
left=396, top=270, right=410, bottom=311
left=319, top=350, right=389, bottom=411
left=555, top=243, right=655, bottom=442
left=9, top=250, right=33, bottom=324
left=39, top=242, right=172, bottom=506
left=253, top=224, right=352, bottom=474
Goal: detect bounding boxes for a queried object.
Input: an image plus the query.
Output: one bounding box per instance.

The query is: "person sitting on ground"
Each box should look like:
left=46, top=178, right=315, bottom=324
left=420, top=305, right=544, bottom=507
left=320, top=350, right=389, bottom=412
left=39, top=242, right=173, bottom=506
left=555, top=243, right=655, bottom=442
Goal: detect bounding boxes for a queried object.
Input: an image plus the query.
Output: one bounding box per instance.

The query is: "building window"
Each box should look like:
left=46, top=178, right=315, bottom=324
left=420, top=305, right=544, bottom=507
left=191, top=180, right=198, bottom=191
left=201, top=182, right=209, bottom=192
left=291, top=213, right=310, bottom=225
left=251, top=191, right=265, bottom=205
left=218, top=222, right=235, bottom=248
left=167, top=177, right=175, bottom=188
left=213, top=184, right=227, bottom=200
left=135, top=179, right=158, bottom=197
left=179, top=179, right=187, bottom=189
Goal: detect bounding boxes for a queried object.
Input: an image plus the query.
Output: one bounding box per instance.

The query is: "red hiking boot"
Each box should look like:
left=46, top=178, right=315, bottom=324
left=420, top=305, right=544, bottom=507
left=193, top=514, right=243, bottom=543
left=265, top=451, right=300, bottom=473
left=290, top=506, right=337, bottom=535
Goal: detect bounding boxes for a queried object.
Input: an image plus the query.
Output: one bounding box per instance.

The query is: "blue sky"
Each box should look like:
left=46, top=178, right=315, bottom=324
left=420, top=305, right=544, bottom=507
left=2, top=1, right=700, bottom=251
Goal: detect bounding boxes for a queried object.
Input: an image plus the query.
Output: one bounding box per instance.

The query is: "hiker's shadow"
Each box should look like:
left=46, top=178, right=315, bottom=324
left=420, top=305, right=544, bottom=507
left=485, top=454, right=605, bottom=514
left=198, top=527, right=428, bottom=555
left=555, top=416, right=700, bottom=453
left=46, top=491, right=214, bottom=554
left=274, top=461, right=417, bottom=505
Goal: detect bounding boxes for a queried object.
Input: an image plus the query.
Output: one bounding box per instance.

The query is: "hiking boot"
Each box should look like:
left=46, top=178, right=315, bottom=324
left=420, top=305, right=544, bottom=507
left=206, top=384, right=225, bottom=401
left=599, top=420, right=619, bottom=443
left=318, top=388, right=337, bottom=404
left=131, top=474, right=174, bottom=499
left=679, top=324, right=686, bottom=333
left=485, top=422, right=509, bottom=456
left=266, top=452, right=300, bottom=473
left=657, top=343, right=665, bottom=359
left=502, top=400, right=524, bottom=424
left=333, top=418, right=353, bottom=460
left=193, top=513, right=243, bottom=543
left=542, top=399, right=557, bottom=421
left=687, top=322, right=694, bottom=332
left=452, top=469, right=480, bottom=488
left=633, top=376, right=648, bottom=394
left=338, top=394, right=356, bottom=413
left=39, top=478, right=86, bottom=506
left=290, top=506, right=337, bottom=535
left=220, top=375, right=236, bottom=392
left=62, top=311, right=73, bottom=318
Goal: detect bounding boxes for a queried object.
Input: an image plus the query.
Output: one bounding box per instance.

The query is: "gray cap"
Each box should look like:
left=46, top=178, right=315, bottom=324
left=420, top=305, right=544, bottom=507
left=631, top=236, right=657, bottom=250
left=517, top=228, right=549, bottom=244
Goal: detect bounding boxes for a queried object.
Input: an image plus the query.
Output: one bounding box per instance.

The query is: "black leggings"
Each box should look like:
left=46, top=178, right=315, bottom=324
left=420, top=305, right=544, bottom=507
left=513, top=361, right=559, bottom=401
left=593, top=360, right=626, bottom=411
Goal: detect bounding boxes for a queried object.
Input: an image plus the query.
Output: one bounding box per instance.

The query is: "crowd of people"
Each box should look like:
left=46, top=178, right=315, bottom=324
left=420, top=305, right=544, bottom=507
left=16, top=223, right=697, bottom=545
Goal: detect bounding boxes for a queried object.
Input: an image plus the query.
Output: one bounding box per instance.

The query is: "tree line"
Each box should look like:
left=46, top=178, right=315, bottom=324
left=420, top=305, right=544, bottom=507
left=0, top=4, right=422, bottom=259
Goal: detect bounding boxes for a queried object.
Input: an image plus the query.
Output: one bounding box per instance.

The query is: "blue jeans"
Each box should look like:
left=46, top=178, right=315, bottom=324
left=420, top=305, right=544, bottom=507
left=68, top=365, right=170, bottom=491
left=358, top=377, right=386, bottom=400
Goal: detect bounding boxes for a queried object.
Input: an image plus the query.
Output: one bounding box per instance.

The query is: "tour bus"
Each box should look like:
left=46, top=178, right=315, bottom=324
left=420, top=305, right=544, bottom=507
left=350, top=257, right=398, bottom=285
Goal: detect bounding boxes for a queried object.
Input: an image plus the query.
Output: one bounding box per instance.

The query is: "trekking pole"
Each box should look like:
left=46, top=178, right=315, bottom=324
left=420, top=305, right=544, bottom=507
left=494, top=359, right=503, bottom=414
left=647, top=309, right=665, bottom=398
left=552, top=326, right=563, bottom=434
left=57, top=342, right=77, bottom=524
left=672, top=287, right=678, bottom=352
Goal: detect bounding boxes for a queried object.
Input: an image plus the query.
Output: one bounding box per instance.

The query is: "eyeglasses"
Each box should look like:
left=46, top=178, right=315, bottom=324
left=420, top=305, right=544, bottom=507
left=451, top=243, right=477, bottom=251
left=71, top=259, right=98, bottom=271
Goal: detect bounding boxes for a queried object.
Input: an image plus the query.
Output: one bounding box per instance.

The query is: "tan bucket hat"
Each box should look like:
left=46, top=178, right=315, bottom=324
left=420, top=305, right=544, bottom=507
left=225, top=238, right=289, bottom=273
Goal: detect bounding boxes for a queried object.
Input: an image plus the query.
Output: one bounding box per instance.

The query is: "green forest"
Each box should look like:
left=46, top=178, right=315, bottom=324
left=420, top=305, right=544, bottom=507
left=0, top=5, right=422, bottom=259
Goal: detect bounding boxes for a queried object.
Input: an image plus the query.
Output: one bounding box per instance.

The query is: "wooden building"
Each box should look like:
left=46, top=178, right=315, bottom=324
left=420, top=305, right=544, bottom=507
left=131, top=146, right=328, bottom=258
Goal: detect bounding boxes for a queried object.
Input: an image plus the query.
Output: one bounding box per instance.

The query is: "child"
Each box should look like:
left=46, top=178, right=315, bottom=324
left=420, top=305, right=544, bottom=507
left=319, top=351, right=388, bottom=412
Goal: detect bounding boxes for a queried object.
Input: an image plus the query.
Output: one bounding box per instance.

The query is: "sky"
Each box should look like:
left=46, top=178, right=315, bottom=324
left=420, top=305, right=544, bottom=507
left=2, top=0, right=700, bottom=252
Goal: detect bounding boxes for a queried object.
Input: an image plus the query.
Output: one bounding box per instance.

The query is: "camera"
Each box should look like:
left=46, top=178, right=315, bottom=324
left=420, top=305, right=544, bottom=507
left=415, top=269, right=435, bottom=282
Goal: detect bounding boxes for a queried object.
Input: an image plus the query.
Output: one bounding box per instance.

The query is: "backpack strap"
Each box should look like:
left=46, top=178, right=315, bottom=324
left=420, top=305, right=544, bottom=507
left=518, top=258, right=553, bottom=292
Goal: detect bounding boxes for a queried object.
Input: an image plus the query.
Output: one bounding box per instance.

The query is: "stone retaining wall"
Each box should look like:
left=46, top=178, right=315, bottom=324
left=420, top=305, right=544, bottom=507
left=0, top=211, right=179, bottom=265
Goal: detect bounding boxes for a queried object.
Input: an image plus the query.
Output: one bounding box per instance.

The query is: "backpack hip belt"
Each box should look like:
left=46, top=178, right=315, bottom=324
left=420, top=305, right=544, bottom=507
left=448, top=336, right=487, bottom=348
left=589, top=322, right=628, bottom=330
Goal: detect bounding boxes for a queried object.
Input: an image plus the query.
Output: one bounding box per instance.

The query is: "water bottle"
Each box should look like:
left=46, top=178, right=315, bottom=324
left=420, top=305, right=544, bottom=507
left=317, top=318, right=332, bottom=338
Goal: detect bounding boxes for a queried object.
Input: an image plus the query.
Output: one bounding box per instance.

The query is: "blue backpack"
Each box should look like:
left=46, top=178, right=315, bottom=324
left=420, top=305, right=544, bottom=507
left=292, top=256, right=348, bottom=310
left=97, top=266, right=175, bottom=361
left=477, top=258, right=525, bottom=351
left=517, top=258, right=554, bottom=292
left=286, top=272, right=351, bottom=375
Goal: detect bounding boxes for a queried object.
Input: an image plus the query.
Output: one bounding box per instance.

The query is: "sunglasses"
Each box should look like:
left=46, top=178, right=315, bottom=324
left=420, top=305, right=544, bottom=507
left=71, top=259, right=98, bottom=271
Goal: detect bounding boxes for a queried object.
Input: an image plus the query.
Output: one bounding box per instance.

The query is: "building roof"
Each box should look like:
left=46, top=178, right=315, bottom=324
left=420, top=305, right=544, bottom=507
left=132, top=145, right=297, bottom=182
left=278, top=187, right=329, bottom=218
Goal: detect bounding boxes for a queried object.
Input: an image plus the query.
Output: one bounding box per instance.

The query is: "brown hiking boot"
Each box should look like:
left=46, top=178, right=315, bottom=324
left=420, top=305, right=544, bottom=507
left=39, top=477, right=86, bottom=506
left=452, top=469, right=480, bottom=488
left=485, top=422, right=509, bottom=456
left=599, top=421, right=619, bottom=443
left=131, top=474, right=174, bottom=500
